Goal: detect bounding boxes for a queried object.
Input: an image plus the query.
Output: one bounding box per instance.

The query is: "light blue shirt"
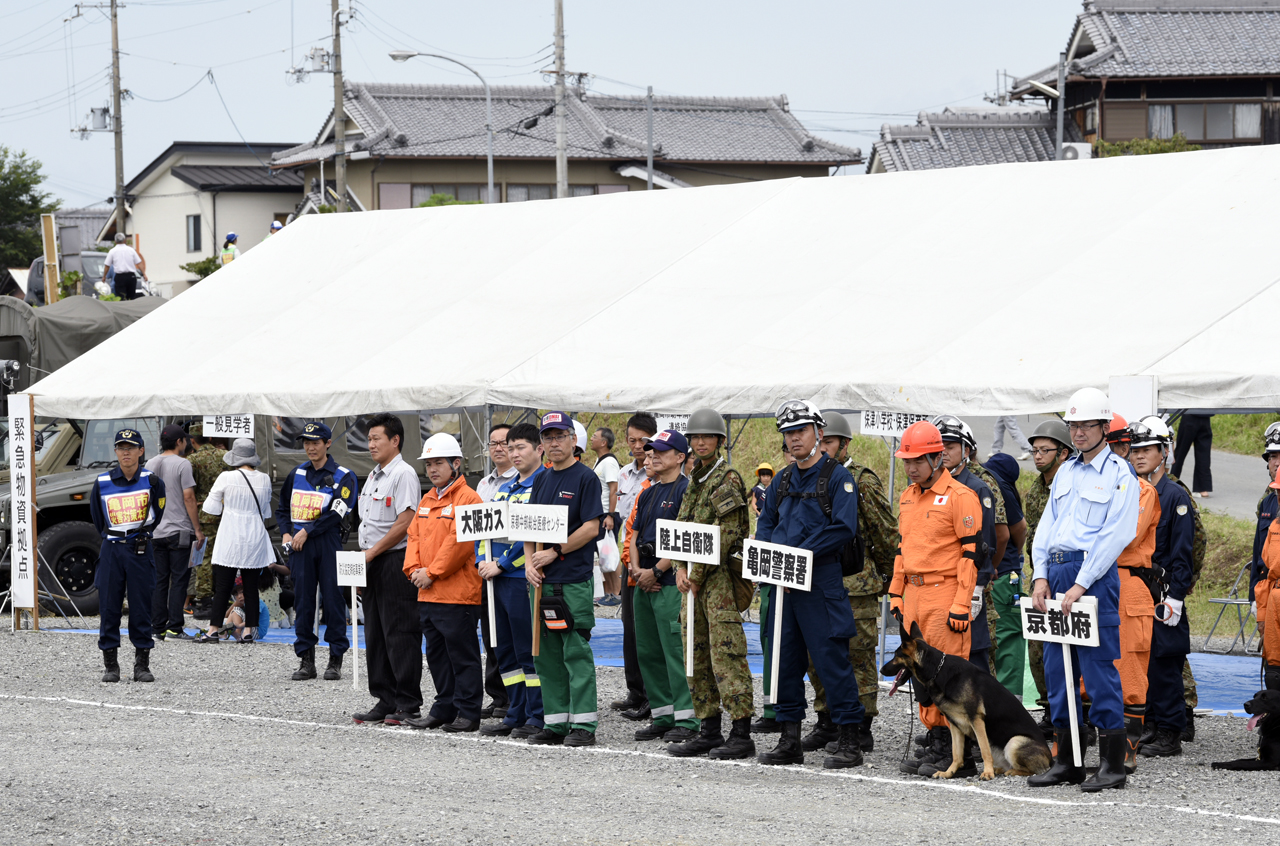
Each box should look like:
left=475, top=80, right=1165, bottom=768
left=1031, top=445, right=1139, bottom=590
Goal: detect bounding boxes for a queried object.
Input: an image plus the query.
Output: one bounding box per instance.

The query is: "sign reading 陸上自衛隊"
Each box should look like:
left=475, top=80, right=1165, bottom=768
left=656, top=519, right=720, bottom=566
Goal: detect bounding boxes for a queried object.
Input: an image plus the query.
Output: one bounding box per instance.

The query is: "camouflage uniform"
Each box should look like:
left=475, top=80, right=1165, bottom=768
left=1023, top=473, right=1051, bottom=709
left=969, top=460, right=1006, bottom=676
left=674, top=453, right=754, bottom=721
left=187, top=439, right=226, bottom=600
left=1168, top=473, right=1206, bottom=709
left=809, top=461, right=899, bottom=719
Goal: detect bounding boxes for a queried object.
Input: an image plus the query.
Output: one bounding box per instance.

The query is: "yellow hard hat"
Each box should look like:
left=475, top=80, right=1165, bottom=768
left=756, top=462, right=774, bottom=475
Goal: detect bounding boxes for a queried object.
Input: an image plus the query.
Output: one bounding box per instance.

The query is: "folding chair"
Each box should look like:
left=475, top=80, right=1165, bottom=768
left=1203, top=559, right=1260, bottom=655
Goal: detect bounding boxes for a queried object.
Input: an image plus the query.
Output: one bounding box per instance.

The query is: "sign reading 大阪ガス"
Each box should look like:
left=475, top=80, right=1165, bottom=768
left=656, top=519, right=720, bottom=566
left=455, top=501, right=509, bottom=542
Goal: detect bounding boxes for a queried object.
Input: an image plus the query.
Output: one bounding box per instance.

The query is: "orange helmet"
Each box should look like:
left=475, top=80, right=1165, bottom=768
left=895, top=421, right=944, bottom=458
left=1106, top=414, right=1131, bottom=444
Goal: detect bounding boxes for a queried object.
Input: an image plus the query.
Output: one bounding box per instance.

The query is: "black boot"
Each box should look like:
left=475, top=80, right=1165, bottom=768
left=1028, top=729, right=1086, bottom=786
left=827, top=715, right=875, bottom=754
left=323, top=651, right=343, bottom=681
left=900, top=727, right=949, bottom=775
left=1081, top=729, right=1127, bottom=792
left=668, top=714, right=724, bottom=758
left=1138, top=720, right=1157, bottom=746
left=801, top=711, right=839, bottom=751
left=757, top=721, right=803, bottom=765
left=751, top=714, right=782, bottom=734
left=1123, top=705, right=1145, bottom=774
left=1081, top=721, right=1097, bottom=749
left=823, top=723, right=865, bottom=769
left=133, top=648, right=154, bottom=683
left=708, top=717, right=755, bottom=760
left=1181, top=706, right=1196, bottom=743
left=101, top=648, right=120, bottom=683
left=1036, top=708, right=1054, bottom=740
left=292, top=647, right=317, bottom=681
left=1138, top=727, right=1182, bottom=758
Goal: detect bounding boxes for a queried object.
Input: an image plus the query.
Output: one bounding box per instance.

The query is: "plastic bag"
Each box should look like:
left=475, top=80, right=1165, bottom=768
left=597, top=530, right=620, bottom=574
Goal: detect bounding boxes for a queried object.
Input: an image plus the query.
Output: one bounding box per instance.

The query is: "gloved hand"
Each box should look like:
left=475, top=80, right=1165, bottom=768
left=948, top=612, right=970, bottom=633
left=970, top=587, right=984, bottom=620
left=889, top=595, right=904, bottom=625
left=1160, top=597, right=1184, bottom=627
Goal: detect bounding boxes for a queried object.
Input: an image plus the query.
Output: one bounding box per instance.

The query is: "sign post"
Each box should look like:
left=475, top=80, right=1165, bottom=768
left=1020, top=594, right=1099, bottom=767
left=8, top=393, right=37, bottom=630
left=454, top=501, right=510, bottom=648
left=507, top=502, right=569, bottom=657
left=202, top=415, right=255, bottom=438
left=655, top=519, right=720, bottom=676
left=742, top=537, right=813, bottom=706
left=336, top=551, right=366, bottom=690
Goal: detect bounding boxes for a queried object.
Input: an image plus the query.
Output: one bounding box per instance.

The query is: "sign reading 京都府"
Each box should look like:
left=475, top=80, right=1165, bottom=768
left=1019, top=595, right=1100, bottom=647
left=741, top=538, right=813, bottom=591
left=656, top=519, right=720, bottom=566
left=860, top=411, right=931, bottom=438
left=8, top=393, right=35, bottom=608
left=506, top=502, right=569, bottom=544
left=335, top=551, right=367, bottom=587
left=455, top=501, right=509, bottom=542
left=203, top=414, right=255, bottom=438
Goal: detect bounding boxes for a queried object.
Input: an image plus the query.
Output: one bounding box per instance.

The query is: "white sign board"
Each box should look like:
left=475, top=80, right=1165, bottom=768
left=335, top=550, right=367, bottom=587
left=455, top=501, right=509, bottom=542
left=656, top=519, right=720, bottom=566
left=1019, top=595, right=1100, bottom=647
left=203, top=414, right=255, bottom=438
left=741, top=538, right=813, bottom=591
left=656, top=415, right=691, bottom=435
left=506, top=502, right=569, bottom=544
left=8, top=393, right=36, bottom=608
left=860, top=411, right=930, bottom=438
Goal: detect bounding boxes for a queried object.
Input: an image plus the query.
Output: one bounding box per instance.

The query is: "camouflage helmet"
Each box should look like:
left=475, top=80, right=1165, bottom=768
left=821, top=411, right=853, bottom=440
left=685, top=408, right=727, bottom=438
left=1030, top=418, right=1072, bottom=451
left=188, top=420, right=203, bottom=437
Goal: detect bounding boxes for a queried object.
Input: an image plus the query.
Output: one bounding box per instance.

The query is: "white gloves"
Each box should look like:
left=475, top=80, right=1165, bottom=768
left=970, top=587, right=984, bottom=620
left=1161, top=597, right=1184, bottom=627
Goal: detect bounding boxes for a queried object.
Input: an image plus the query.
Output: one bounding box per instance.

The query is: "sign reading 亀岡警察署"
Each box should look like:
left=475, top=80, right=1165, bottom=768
left=860, top=411, right=931, bottom=438
left=506, top=502, right=569, bottom=544
left=741, top=538, right=812, bottom=591
left=1019, top=595, right=1100, bottom=647
left=656, top=519, right=720, bottom=566
left=203, top=415, right=255, bottom=438
left=454, top=501, right=509, bottom=542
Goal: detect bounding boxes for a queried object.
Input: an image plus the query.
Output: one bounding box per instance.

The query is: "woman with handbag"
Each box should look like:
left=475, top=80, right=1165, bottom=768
left=197, top=438, right=275, bottom=643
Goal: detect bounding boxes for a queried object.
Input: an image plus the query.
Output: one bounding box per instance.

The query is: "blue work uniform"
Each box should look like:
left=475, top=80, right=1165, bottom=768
left=90, top=467, right=166, bottom=651
left=1032, top=445, right=1139, bottom=732
left=756, top=454, right=865, bottom=727
left=952, top=466, right=997, bottom=672
left=275, top=457, right=358, bottom=659
left=479, top=466, right=545, bottom=730
left=1146, top=474, right=1195, bottom=734
left=1250, top=489, right=1277, bottom=602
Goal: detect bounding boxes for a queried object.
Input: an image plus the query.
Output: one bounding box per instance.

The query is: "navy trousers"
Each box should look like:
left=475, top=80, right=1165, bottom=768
left=1044, top=559, right=1123, bottom=732
left=290, top=530, right=349, bottom=657
left=492, top=576, right=543, bottom=727
left=96, top=540, right=155, bottom=651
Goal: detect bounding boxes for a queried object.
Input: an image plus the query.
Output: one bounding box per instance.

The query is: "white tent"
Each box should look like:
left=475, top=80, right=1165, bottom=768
left=25, top=143, right=1280, bottom=418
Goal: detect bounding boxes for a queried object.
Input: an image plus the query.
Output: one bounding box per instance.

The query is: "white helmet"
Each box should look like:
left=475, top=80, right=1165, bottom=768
left=775, top=399, right=825, bottom=432
left=419, top=432, right=463, bottom=460
left=573, top=419, right=587, bottom=452
left=1063, top=387, right=1112, bottom=422
left=1129, top=416, right=1172, bottom=450
left=1264, top=422, right=1280, bottom=456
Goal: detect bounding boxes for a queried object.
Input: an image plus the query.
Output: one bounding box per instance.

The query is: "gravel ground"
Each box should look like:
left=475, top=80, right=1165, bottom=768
left=3, top=619, right=1279, bottom=845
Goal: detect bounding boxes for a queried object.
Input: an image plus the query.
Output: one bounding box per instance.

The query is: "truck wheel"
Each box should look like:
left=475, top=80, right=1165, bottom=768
left=38, top=521, right=101, bottom=616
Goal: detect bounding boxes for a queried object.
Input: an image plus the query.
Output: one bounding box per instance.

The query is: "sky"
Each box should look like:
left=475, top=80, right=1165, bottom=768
left=0, top=0, right=1082, bottom=208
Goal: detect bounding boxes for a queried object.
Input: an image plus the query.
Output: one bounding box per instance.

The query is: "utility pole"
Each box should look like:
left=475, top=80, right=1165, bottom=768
left=332, top=0, right=347, bottom=212
left=646, top=86, right=654, bottom=190
left=553, top=0, right=567, bottom=199
left=1055, top=51, right=1066, bottom=160
left=110, top=0, right=126, bottom=234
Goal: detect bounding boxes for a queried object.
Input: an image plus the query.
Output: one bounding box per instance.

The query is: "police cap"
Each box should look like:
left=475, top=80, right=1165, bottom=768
left=300, top=421, right=333, bottom=441
left=115, top=429, right=144, bottom=448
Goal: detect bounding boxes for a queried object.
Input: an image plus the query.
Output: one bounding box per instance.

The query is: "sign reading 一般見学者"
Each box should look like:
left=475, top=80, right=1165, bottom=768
left=455, top=501, right=509, bottom=542
left=335, top=551, right=366, bottom=587
left=203, top=414, right=255, bottom=438
left=9, top=393, right=36, bottom=608
left=505, top=502, right=569, bottom=544
left=1019, top=595, right=1100, bottom=647
left=741, top=538, right=812, bottom=591
left=656, top=519, right=720, bottom=566
left=860, top=411, right=931, bottom=438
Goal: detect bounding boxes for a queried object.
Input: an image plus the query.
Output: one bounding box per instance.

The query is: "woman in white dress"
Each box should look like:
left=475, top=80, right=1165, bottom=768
left=197, top=438, right=275, bottom=642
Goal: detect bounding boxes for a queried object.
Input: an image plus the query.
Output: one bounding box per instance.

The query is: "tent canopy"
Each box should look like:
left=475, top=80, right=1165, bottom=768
left=25, top=144, right=1280, bottom=419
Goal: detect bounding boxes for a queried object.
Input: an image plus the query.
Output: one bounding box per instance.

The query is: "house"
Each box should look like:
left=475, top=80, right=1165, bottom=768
left=866, top=107, right=1084, bottom=173
left=101, top=142, right=304, bottom=297
left=269, top=82, right=861, bottom=209
left=1013, top=0, right=1280, bottom=147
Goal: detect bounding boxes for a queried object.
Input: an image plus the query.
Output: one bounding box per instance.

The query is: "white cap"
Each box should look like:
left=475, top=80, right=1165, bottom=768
left=419, top=432, right=463, bottom=460
left=573, top=419, right=587, bottom=452
left=1063, top=387, right=1112, bottom=422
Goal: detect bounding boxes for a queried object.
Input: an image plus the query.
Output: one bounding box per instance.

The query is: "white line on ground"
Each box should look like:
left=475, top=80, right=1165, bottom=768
left=2, top=692, right=1276, bottom=825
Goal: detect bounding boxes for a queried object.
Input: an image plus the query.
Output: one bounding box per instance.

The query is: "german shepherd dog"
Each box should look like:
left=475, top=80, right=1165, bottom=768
left=1212, top=690, right=1280, bottom=771
left=882, top=622, right=1052, bottom=780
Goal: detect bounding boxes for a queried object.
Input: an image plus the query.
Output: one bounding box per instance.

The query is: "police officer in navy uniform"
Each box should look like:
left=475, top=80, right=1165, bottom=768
left=276, top=421, right=358, bottom=682
left=755, top=399, right=865, bottom=769
left=90, top=428, right=166, bottom=683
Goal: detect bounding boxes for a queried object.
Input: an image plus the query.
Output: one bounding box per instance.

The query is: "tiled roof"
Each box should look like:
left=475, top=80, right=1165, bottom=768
left=1017, top=0, right=1280, bottom=86
left=271, top=82, right=860, bottom=168
left=171, top=165, right=304, bottom=192
left=867, top=108, right=1084, bottom=173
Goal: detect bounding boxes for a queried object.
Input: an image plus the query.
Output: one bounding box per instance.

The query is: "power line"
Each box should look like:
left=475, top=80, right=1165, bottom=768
left=130, top=70, right=210, bottom=102
left=208, top=69, right=267, bottom=168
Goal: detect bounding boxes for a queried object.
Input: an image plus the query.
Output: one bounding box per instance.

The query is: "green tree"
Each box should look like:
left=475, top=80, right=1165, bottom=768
left=179, top=256, right=220, bottom=280
left=1094, top=132, right=1202, bottom=158
left=0, top=147, right=60, bottom=268
left=416, top=193, right=479, bottom=208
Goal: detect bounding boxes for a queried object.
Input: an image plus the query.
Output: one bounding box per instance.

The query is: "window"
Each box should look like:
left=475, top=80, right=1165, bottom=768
left=1164, top=102, right=1262, bottom=141
left=186, top=214, right=201, bottom=252
left=1206, top=103, right=1233, bottom=140
left=1236, top=104, right=1262, bottom=139
left=410, top=184, right=495, bottom=206
left=1148, top=105, right=1173, bottom=140
left=570, top=185, right=595, bottom=198
left=1175, top=103, right=1205, bottom=141
left=506, top=184, right=553, bottom=202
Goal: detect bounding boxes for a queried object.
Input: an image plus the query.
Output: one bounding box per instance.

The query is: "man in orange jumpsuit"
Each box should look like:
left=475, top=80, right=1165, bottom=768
left=1107, top=416, right=1159, bottom=772
left=889, top=421, right=983, bottom=776
left=1256, top=471, right=1280, bottom=692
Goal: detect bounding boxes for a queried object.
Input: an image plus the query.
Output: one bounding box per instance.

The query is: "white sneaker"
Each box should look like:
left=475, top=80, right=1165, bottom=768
left=987, top=451, right=998, bottom=459
left=1018, top=451, right=1031, bottom=460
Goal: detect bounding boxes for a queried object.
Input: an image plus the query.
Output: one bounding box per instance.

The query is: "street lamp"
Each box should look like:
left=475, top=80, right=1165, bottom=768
left=389, top=50, right=494, bottom=204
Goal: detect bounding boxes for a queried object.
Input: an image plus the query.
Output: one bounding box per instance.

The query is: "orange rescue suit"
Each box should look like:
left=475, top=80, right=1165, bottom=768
left=1113, top=477, right=1159, bottom=706
left=890, top=467, right=982, bottom=729
left=404, top=477, right=484, bottom=605
left=1258, top=517, right=1280, bottom=667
